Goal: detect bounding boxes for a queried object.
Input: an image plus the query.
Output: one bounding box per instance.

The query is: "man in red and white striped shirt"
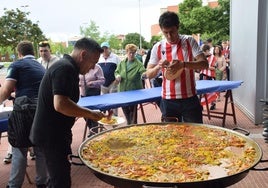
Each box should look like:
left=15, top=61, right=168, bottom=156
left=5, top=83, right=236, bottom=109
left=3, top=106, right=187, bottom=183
left=146, top=11, right=208, bottom=123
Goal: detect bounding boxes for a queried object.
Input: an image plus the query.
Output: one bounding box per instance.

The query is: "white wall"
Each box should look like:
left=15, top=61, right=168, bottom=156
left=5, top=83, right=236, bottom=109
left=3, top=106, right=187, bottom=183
left=255, top=0, right=268, bottom=123
left=231, top=0, right=268, bottom=124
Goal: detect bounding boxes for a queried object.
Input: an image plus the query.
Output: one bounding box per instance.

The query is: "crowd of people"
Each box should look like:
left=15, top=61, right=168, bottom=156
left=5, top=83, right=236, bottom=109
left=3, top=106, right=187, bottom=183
left=199, top=38, right=230, bottom=110
left=0, top=10, right=231, bottom=188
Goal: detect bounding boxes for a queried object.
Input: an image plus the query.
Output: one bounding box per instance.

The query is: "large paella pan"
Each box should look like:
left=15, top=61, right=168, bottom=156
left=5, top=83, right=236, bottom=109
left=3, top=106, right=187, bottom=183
left=75, top=123, right=263, bottom=188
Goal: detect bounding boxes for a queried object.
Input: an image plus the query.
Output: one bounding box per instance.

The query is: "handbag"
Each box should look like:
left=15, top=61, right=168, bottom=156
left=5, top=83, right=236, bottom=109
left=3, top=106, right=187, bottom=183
left=8, top=96, right=37, bottom=147
left=85, top=87, right=101, bottom=96
left=216, top=69, right=223, bottom=80
left=83, top=75, right=101, bottom=96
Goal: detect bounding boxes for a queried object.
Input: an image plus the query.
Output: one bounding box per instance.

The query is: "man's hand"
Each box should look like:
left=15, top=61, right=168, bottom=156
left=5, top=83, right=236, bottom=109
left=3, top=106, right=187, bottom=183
left=115, top=75, right=121, bottom=84
left=158, top=59, right=169, bottom=68
left=164, top=60, right=184, bottom=80
left=166, top=60, right=184, bottom=74
left=90, top=110, right=106, bottom=121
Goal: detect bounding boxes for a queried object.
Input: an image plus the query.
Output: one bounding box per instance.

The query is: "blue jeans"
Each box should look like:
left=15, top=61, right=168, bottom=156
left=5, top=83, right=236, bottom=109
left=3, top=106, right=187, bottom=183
left=7, top=147, right=48, bottom=187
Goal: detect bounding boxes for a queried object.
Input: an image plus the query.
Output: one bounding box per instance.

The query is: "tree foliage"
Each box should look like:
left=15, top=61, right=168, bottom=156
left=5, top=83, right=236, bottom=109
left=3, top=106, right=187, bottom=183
left=122, top=33, right=142, bottom=49
left=80, top=22, right=150, bottom=50
left=0, top=8, right=46, bottom=55
left=80, top=20, right=101, bottom=42
left=179, top=0, right=203, bottom=34
left=50, top=41, right=73, bottom=57
left=104, top=34, right=122, bottom=50
left=80, top=21, right=123, bottom=50
left=150, top=35, right=162, bottom=46
left=213, top=0, right=230, bottom=42
left=121, top=33, right=149, bottom=49
left=178, top=0, right=230, bottom=45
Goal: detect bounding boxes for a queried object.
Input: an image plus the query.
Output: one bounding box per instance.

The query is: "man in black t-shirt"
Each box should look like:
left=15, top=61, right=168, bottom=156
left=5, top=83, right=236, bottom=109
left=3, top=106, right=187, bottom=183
left=30, top=38, right=106, bottom=188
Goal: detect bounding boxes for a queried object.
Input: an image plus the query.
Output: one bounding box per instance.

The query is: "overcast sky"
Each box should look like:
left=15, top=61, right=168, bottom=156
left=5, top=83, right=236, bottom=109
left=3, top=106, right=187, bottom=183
left=0, top=0, right=183, bottom=42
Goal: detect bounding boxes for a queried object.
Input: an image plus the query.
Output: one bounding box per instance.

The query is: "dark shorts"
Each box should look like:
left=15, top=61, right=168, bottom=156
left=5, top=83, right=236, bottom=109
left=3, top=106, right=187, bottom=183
left=161, top=95, right=203, bottom=123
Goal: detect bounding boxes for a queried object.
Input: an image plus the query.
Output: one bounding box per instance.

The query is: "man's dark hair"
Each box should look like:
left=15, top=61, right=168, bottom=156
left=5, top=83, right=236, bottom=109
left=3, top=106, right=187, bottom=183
left=74, top=37, right=103, bottom=53
left=159, top=11, right=180, bottom=29
left=17, top=41, right=34, bottom=56
left=207, top=38, right=213, bottom=43
left=202, top=44, right=211, bottom=52
left=38, top=41, right=51, bottom=48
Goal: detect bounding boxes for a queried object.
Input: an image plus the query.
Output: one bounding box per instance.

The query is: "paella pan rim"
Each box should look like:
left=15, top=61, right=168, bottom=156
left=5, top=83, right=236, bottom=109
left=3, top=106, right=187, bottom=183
left=78, top=122, right=263, bottom=187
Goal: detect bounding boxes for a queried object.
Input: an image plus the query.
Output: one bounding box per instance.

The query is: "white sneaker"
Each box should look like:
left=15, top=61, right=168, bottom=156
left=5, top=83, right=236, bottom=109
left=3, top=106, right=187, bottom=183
left=3, top=153, right=12, bottom=164
left=29, top=151, right=35, bottom=160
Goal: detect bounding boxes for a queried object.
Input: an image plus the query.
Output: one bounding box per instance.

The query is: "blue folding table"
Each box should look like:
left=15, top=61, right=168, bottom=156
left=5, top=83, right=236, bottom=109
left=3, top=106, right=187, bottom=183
left=78, top=80, right=243, bottom=127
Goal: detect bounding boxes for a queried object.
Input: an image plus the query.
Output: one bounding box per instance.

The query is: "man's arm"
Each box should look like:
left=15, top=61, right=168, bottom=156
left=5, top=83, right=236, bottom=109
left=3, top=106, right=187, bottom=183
left=53, top=95, right=105, bottom=121
left=166, top=53, right=208, bottom=75
left=163, top=53, right=208, bottom=80
left=146, top=63, right=161, bottom=79
left=0, top=80, right=16, bottom=104
left=185, top=53, right=208, bottom=70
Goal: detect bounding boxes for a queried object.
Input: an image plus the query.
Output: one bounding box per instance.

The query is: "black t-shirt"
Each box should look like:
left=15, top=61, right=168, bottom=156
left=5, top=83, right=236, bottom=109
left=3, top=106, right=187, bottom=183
left=30, top=54, right=80, bottom=148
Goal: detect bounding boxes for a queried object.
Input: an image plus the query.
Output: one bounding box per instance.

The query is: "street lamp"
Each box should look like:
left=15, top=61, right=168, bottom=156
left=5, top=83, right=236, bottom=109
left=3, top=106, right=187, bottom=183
left=20, top=5, right=29, bottom=39
left=21, top=5, right=29, bottom=12
left=138, top=0, right=142, bottom=49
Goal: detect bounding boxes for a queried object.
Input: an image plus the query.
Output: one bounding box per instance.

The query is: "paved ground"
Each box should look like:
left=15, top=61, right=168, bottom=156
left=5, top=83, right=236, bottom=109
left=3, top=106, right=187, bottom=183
left=0, top=72, right=268, bottom=187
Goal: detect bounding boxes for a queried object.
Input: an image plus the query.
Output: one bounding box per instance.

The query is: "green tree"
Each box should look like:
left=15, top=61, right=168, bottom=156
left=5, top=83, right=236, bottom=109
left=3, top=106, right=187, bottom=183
left=188, top=6, right=214, bottom=34
left=98, top=32, right=123, bottom=50
left=0, top=46, right=13, bottom=61
left=122, top=33, right=149, bottom=49
left=49, top=41, right=73, bottom=57
left=199, top=0, right=230, bottom=45
left=80, top=21, right=124, bottom=51
left=79, top=20, right=151, bottom=51
left=80, top=20, right=101, bottom=42
left=178, top=0, right=230, bottom=45
left=213, top=0, right=230, bottom=42
left=179, top=0, right=203, bottom=34
left=106, top=34, right=122, bottom=50
left=150, top=35, right=162, bottom=46
left=0, top=8, right=46, bottom=57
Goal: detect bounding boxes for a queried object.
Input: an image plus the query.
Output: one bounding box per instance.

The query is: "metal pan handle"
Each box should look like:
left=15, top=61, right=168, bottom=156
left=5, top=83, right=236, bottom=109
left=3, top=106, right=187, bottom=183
left=68, top=154, right=85, bottom=166
left=161, top=117, right=179, bottom=122
left=143, top=186, right=178, bottom=188
left=251, top=159, right=268, bottom=171
left=232, top=127, right=250, bottom=136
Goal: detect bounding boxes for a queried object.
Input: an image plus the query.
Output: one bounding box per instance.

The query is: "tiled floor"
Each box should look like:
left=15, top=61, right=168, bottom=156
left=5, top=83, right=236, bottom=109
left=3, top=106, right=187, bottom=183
left=1, top=92, right=268, bottom=188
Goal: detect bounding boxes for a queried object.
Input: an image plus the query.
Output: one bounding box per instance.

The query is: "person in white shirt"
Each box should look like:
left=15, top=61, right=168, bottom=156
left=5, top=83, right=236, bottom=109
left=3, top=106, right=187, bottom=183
left=79, top=64, right=105, bottom=135
left=98, top=42, right=121, bottom=115
left=37, top=41, right=59, bottom=70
